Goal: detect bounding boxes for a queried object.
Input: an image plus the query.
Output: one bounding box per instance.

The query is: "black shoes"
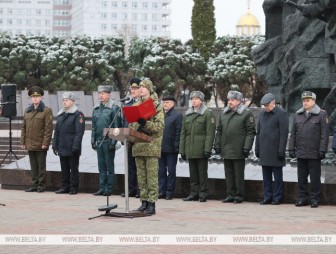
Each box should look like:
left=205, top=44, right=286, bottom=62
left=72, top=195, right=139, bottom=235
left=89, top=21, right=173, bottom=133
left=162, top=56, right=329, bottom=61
left=260, top=199, right=272, bottom=205
left=121, top=192, right=139, bottom=198
left=55, top=189, right=69, bottom=194
left=182, top=195, right=199, bottom=201
left=69, top=190, right=77, bottom=195
left=144, top=202, right=156, bottom=214
left=158, top=193, right=165, bottom=199
left=199, top=198, right=207, bottom=202
left=222, top=197, right=234, bottom=203
left=103, top=192, right=112, bottom=196
left=93, top=190, right=104, bottom=196
left=137, top=201, right=148, bottom=212
left=295, top=199, right=309, bottom=207
left=271, top=200, right=281, bottom=205
left=234, top=199, right=242, bottom=204
left=311, top=200, right=319, bottom=208
left=25, top=187, right=38, bottom=192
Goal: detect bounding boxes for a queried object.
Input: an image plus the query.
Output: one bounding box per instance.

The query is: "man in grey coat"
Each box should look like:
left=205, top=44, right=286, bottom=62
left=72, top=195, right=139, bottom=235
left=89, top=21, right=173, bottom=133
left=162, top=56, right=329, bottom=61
left=255, top=93, right=289, bottom=205
left=288, top=91, right=329, bottom=208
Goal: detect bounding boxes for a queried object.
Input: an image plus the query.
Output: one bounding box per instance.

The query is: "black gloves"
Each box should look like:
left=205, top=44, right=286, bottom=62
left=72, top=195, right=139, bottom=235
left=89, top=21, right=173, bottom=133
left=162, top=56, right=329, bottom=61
left=91, top=141, right=97, bottom=150
left=278, top=152, right=285, bottom=161
left=109, top=142, right=116, bottom=151
left=319, top=151, right=325, bottom=160
left=72, top=149, right=80, bottom=156
left=288, top=150, right=295, bottom=158
left=204, top=151, right=211, bottom=159
left=137, top=126, right=151, bottom=136
left=138, top=118, right=147, bottom=126
left=255, top=151, right=259, bottom=158
left=53, top=149, right=58, bottom=156
left=215, top=148, right=221, bottom=155
left=181, top=154, right=187, bottom=161
left=243, top=149, right=250, bottom=158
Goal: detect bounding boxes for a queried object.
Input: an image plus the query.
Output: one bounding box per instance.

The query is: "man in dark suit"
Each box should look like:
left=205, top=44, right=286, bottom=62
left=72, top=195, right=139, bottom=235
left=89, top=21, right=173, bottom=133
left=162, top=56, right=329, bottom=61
left=255, top=93, right=289, bottom=205
left=158, top=95, right=183, bottom=200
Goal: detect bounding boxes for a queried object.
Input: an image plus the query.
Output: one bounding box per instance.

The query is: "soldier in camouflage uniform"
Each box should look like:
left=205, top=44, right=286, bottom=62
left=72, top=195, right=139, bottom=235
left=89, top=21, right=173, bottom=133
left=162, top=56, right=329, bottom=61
left=129, top=79, right=164, bottom=215
left=91, top=85, right=122, bottom=196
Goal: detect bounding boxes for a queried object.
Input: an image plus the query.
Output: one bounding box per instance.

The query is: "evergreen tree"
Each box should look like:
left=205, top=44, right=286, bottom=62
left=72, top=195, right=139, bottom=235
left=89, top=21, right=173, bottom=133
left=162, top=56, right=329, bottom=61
left=191, top=0, right=216, bottom=60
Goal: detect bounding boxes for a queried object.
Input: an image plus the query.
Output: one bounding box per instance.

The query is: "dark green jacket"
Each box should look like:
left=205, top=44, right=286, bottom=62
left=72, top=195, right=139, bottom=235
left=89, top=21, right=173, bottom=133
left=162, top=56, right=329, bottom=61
left=214, top=104, right=256, bottom=159
left=179, top=104, right=216, bottom=159
left=91, top=98, right=122, bottom=146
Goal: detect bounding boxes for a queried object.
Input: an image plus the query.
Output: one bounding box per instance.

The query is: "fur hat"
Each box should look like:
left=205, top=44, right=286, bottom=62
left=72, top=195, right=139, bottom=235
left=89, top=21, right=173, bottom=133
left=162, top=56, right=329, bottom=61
left=190, top=91, right=205, bottom=101
left=139, top=79, right=154, bottom=93
left=98, top=85, right=112, bottom=93
left=62, top=92, right=76, bottom=101
left=227, top=90, right=243, bottom=101
left=28, top=86, right=44, bottom=97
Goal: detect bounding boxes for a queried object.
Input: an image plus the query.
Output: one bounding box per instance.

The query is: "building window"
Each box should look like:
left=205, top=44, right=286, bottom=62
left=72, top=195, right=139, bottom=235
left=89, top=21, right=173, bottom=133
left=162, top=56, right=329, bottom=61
left=132, top=24, right=137, bottom=31
left=101, top=12, right=107, bottom=19
left=122, top=13, right=127, bottom=20
left=152, top=25, right=157, bottom=31
left=101, top=23, right=107, bottom=30
left=101, top=1, right=107, bottom=7
left=7, top=19, right=13, bottom=25
left=0, top=9, right=3, bottom=14
left=8, top=9, right=13, bottom=14
left=111, top=1, right=117, bottom=8
left=17, top=19, right=22, bottom=25
left=122, top=1, right=128, bottom=8
left=121, top=24, right=127, bottom=30
left=142, top=13, right=147, bottom=21
left=132, top=13, right=137, bottom=20
left=111, top=24, right=118, bottom=30
left=36, top=9, right=42, bottom=15
left=36, top=19, right=41, bottom=26
left=142, top=25, right=147, bottom=31
left=111, top=13, right=117, bottom=19
left=26, top=19, right=32, bottom=26
left=0, top=19, right=3, bottom=25
left=132, top=2, right=137, bottom=8
left=152, top=13, right=158, bottom=21
left=152, top=2, right=158, bottom=9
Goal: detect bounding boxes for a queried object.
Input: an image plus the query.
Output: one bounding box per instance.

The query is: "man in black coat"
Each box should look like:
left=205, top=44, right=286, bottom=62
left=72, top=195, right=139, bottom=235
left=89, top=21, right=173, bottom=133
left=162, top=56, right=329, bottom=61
left=52, top=92, right=85, bottom=194
left=255, top=93, right=289, bottom=205
left=158, top=95, right=183, bottom=200
left=288, top=91, right=329, bottom=208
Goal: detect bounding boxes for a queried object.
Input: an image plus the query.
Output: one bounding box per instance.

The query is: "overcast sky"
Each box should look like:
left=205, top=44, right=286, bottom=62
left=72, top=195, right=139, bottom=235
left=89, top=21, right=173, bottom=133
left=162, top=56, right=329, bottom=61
left=170, top=0, right=265, bottom=42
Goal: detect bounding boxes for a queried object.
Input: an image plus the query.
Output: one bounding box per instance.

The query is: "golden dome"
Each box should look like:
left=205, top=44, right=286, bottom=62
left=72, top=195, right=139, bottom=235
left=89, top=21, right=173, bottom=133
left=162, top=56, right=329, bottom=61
left=237, top=10, right=260, bottom=27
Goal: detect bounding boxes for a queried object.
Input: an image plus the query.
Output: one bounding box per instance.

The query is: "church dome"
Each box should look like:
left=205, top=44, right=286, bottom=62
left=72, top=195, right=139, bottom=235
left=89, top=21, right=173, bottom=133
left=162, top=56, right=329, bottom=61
left=236, top=9, right=261, bottom=36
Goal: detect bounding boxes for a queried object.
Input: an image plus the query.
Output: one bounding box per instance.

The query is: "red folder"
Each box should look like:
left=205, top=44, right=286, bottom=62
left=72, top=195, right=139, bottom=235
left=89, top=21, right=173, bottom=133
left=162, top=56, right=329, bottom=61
left=122, top=98, right=157, bottom=123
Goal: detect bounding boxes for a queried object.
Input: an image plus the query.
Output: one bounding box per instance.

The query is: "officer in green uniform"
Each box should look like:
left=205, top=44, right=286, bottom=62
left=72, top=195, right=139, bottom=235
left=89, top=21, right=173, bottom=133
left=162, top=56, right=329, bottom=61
left=214, top=90, right=256, bottom=203
left=179, top=91, right=216, bottom=202
left=20, top=86, right=53, bottom=193
left=91, top=85, right=121, bottom=196
left=129, top=79, right=164, bottom=215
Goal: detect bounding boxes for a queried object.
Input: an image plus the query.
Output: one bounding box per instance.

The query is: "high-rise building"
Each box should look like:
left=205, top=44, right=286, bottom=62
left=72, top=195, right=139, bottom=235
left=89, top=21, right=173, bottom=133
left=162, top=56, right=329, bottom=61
left=0, top=0, right=171, bottom=39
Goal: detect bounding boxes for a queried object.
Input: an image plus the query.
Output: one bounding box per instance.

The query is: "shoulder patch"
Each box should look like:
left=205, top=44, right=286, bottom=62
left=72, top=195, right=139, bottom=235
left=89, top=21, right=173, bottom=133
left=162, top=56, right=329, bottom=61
left=249, top=116, right=254, bottom=123
left=211, top=117, right=215, bottom=124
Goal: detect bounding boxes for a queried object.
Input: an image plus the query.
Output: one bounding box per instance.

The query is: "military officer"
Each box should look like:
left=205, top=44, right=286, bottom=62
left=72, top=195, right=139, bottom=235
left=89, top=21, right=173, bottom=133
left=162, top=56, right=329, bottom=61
left=91, top=85, right=122, bottom=196
left=288, top=91, right=329, bottom=208
left=52, top=92, right=85, bottom=195
left=214, top=90, right=256, bottom=203
left=20, top=86, right=53, bottom=193
left=179, top=91, right=216, bottom=202
left=129, top=78, right=164, bottom=215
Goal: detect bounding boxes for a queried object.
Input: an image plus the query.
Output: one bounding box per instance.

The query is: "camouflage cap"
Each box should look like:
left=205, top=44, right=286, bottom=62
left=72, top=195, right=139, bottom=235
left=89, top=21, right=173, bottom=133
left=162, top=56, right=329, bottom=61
left=28, top=86, right=44, bottom=97
left=301, top=91, right=316, bottom=100
left=190, top=91, right=205, bottom=101
left=227, top=90, right=243, bottom=101
left=139, top=79, right=154, bottom=93
left=98, top=85, right=112, bottom=93
left=62, top=92, right=76, bottom=101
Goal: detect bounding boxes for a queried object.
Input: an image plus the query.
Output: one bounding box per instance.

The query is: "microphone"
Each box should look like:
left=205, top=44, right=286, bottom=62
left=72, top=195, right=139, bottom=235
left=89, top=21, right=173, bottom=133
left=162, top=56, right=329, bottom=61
left=119, top=96, right=131, bottom=102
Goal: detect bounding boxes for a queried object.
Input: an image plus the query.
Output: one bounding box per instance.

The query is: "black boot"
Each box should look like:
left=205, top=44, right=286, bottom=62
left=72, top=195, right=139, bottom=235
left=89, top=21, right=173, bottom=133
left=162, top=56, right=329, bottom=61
left=137, top=201, right=147, bottom=212
left=144, top=202, right=155, bottom=215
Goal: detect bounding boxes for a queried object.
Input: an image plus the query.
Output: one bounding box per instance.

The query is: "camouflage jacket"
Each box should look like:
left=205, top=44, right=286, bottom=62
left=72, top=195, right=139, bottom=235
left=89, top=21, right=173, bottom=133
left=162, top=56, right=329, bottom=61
left=129, top=92, right=164, bottom=157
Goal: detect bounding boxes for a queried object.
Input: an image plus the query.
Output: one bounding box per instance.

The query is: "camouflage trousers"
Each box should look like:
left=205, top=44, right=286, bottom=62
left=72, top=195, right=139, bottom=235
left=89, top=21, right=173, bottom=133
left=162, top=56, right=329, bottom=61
left=135, top=156, right=159, bottom=203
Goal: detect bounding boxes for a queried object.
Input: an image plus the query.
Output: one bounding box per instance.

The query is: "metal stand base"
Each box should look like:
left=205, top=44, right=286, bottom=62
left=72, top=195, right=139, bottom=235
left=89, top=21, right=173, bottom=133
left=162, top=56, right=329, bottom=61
left=88, top=205, right=152, bottom=220
left=0, top=203, right=5, bottom=206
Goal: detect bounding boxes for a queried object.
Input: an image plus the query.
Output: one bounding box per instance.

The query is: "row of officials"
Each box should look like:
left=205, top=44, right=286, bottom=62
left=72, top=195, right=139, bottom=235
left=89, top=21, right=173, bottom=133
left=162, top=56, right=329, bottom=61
left=19, top=78, right=336, bottom=215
